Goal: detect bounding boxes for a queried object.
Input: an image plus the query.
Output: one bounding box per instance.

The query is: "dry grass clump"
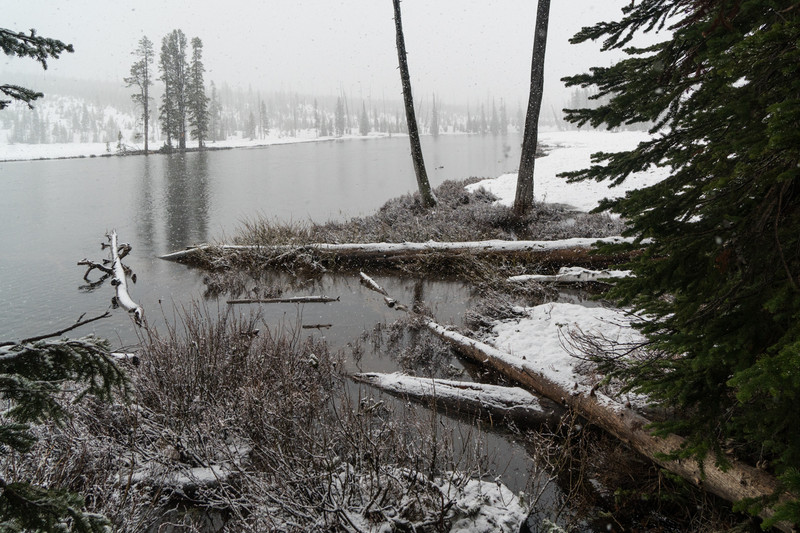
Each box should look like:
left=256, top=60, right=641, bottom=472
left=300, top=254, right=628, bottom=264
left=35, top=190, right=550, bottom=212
left=235, top=178, right=625, bottom=247
left=0, top=305, right=501, bottom=532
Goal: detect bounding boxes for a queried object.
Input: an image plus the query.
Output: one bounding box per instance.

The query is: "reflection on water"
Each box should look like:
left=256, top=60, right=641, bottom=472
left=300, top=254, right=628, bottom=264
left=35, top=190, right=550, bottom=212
left=136, top=157, right=155, bottom=252
left=164, top=152, right=210, bottom=250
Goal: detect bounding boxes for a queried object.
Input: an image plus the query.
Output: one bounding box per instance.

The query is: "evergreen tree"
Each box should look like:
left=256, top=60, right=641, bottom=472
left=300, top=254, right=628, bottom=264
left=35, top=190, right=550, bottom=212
left=562, top=0, right=800, bottom=523
left=187, top=37, right=209, bottom=148
left=124, top=36, right=154, bottom=153
left=260, top=99, right=269, bottom=138
left=208, top=80, right=221, bottom=142
left=499, top=98, right=508, bottom=136
left=430, top=94, right=439, bottom=138
left=513, top=0, right=550, bottom=216
left=158, top=29, right=188, bottom=150
left=359, top=101, right=370, bottom=136
left=490, top=99, right=499, bottom=135
left=0, top=28, right=73, bottom=109
left=0, top=330, right=127, bottom=531
left=334, top=97, right=345, bottom=137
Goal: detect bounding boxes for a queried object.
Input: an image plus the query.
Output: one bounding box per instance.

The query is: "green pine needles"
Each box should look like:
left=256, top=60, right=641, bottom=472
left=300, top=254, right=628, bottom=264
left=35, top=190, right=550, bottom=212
left=0, top=336, right=127, bottom=532
left=562, top=0, right=800, bottom=525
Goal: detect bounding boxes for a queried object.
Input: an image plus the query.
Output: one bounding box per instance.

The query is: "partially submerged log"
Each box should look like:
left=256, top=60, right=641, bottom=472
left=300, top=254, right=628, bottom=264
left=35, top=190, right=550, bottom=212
left=160, top=236, right=637, bottom=266
left=108, top=231, right=143, bottom=325
left=426, top=322, right=790, bottom=530
left=509, top=266, right=632, bottom=284
left=352, top=372, right=562, bottom=427
left=80, top=231, right=143, bottom=325
left=359, top=272, right=389, bottom=296
left=361, top=271, right=790, bottom=530
left=227, top=296, right=340, bottom=305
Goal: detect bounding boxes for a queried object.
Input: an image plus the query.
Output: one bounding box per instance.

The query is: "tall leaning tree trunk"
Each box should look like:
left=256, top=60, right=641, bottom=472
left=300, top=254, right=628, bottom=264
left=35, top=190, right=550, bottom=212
left=513, top=0, right=551, bottom=216
left=392, top=0, right=437, bottom=208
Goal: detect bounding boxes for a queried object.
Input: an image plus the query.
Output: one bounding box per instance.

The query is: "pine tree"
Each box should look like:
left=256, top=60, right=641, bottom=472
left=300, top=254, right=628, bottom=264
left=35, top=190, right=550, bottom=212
left=0, top=28, right=73, bottom=109
left=562, top=0, right=800, bottom=523
left=158, top=30, right=188, bottom=151
left=490, top=99, right=499, bottom=135
left=499, top=98, right=508, bottom=136
left=187, top=37, right=209, bottom=148
left=430, top=94, right=439, bottom=138
left=334, top=97, right=345, bottom=137
left=359, top=101, right=370, bottom=136
left=259, top=100, right=269, bottom=138
left=124, top=36, right=154, bottom=153
left=0, top=332, right=127, bottom=530
left=208, top=81, right=221, bottom=142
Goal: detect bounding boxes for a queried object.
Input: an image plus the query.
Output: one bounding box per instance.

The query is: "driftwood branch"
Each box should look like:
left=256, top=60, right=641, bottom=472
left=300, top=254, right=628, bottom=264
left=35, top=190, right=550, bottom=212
left=227, top=296, right=340, bottom=305
left=77, top=258, right=114, bottom=280
left=108, top=231, right=143, bottom=325
left=352, top=372, right=561, bottom=427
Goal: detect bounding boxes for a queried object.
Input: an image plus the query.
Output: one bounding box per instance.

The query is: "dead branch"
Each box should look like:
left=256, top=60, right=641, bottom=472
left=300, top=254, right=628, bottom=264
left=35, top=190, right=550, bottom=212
left=107, top=231, right=143, bottom=325
left=227, top=296, right=340, bottom=305
left=0, top=311, right=112, bottom=347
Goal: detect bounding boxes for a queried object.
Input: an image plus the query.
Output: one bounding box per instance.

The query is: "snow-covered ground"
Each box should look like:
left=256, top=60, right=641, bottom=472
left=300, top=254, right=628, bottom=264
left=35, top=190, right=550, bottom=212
left=0, top=129, right=383, bottom=162
left=467, top=129, right=668, bottom=212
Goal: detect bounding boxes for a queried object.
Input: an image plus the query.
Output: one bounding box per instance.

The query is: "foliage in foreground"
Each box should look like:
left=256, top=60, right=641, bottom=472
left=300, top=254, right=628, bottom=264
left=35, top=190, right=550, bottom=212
left=0, top=28, right=74, bottom=109
left=0, top=336, right=126, bottom=532
left=562, top=0, right=800, bottom=524
left=0, top=306, right=519, bottom=532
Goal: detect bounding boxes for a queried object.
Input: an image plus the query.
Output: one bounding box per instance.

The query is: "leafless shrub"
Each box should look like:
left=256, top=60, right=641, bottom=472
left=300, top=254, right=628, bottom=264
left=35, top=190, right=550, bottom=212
left=234, top=178, right=625, bottom=248
left=0, top=305, right=501, bottom=532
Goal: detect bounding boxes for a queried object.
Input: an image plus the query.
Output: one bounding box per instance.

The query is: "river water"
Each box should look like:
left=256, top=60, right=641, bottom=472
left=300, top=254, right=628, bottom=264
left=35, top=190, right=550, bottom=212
left=0, top=134, right=521, bottom=344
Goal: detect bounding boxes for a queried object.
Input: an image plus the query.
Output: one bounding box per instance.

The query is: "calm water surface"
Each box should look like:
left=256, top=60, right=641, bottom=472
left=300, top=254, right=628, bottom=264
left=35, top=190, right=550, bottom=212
left=0, top=134, right=521, bottom=343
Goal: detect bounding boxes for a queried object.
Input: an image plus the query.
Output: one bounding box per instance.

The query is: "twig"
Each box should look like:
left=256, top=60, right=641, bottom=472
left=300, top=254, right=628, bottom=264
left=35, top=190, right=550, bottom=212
left=0, top=311, right=111, bottom=346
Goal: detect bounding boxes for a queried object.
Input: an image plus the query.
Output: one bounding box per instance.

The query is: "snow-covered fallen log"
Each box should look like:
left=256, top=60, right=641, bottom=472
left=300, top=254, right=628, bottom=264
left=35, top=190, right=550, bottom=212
left=160, top=236, right=637, bottom=264
left=108, top=231, right=143, bottom=325
left=509, top=266, right=632, bottom=284
left=359, top=271, right=389, bottom=296
left=425, top=308, right=788, bottom=529
left=352, top=372, right=561, bottom=427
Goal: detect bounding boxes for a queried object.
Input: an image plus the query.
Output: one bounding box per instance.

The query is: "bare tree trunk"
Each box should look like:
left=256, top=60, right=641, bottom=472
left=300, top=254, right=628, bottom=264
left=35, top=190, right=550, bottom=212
left=513, top=0, right=551, bottom=216
left=392, top=0, right=437, bottom=208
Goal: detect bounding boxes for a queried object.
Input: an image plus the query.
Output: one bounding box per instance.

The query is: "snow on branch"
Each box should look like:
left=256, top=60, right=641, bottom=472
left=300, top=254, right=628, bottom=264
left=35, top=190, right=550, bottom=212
left=79, top=231, right=143, bottom=325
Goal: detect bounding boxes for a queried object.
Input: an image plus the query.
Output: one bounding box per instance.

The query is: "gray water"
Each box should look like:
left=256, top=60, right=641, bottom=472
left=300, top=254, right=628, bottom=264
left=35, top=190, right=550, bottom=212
left=0, top=133, right=583, bottom=522
left=0, top=134, right=521, bottom=344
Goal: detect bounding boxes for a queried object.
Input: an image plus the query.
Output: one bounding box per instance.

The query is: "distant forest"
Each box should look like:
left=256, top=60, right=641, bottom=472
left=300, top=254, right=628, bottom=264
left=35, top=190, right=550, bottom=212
left=0, top=72, right=648, bottom=147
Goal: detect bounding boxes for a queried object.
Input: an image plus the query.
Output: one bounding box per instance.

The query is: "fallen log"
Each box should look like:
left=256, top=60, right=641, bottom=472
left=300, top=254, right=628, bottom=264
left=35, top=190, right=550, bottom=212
left=160, top=236, right=637, bottom=265
left=509, top=266, right=632, bottom=284
left=361, top=271, right=791, bottom=530
left=352, top=372, right=562, bottom=427
left=426, top=322, right=791, bottom=531
left=227, top=296, right=339, bottom=305
left=359, top=272, right=389, bottom=296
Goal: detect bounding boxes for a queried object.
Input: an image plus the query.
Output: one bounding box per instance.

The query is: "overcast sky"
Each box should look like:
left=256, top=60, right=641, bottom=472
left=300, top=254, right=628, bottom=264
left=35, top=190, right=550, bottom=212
left=4, top=1, right=651, bottom=107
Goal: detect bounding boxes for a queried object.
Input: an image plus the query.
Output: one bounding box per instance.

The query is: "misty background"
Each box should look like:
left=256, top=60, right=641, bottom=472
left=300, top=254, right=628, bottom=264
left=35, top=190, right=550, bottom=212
left=4, top=1, right=642, bottom=113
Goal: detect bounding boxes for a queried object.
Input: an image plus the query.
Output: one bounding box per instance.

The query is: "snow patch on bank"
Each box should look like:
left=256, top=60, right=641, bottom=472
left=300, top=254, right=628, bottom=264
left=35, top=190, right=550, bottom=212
left=485, top=302, right=646, bottom=406
left=466, top=130, right=670, bottom=212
